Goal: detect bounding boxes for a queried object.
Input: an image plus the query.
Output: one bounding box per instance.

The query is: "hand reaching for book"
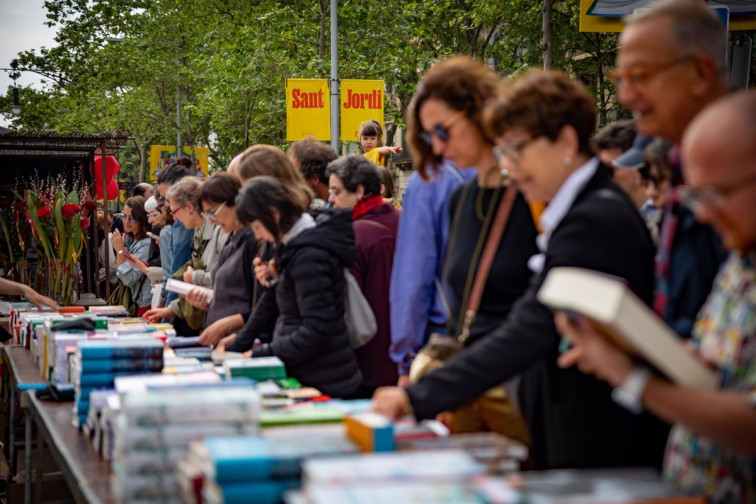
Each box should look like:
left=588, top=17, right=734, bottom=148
left=199, top=319, right=229, bottom=346
left=143, top=307, right=173, bottom=323
left=554, top=311, right=634, bottom=387
left=371, top=386, right=413, bottom=420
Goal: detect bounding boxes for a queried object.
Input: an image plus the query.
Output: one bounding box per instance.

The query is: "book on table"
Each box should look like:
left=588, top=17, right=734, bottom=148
left=537, top=267, right=719, bottom=388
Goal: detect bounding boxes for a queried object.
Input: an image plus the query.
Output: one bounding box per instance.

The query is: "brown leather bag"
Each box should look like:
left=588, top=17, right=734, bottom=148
left=409, top=182, right=530, bottom=446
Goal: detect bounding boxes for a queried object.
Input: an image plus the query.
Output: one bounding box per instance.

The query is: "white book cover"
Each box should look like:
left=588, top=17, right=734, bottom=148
left=537, top=267, right=720, bottom=388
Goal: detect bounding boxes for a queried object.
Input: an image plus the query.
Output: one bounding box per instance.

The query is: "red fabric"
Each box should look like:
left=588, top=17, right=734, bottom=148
left=352, top=195, right=385, bottom=221
left=137, top=306, right=150, bottom=317
left=351, top=204, right=401, bottom=388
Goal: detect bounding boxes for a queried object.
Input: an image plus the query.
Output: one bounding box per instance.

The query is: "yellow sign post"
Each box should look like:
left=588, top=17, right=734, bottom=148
left=340, top=79, right=384, bottom=142
left=149, top=145, right=209, bottom=181
left=286, top=79, right=331, bottom=141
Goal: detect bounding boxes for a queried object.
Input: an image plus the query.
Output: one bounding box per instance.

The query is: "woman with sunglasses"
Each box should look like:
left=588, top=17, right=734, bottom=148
left=111, top=196, right=153, bottom=317
left=394, top=56, right=538, bottom=442
left=374, top=70, right=669, bottom=470
left=181, top=174, right=258, bottom=347
left=143, top=177, right=229, bottom=333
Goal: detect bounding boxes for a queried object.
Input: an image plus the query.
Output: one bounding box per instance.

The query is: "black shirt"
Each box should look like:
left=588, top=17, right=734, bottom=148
left=445, top=181, right=538, bottom=346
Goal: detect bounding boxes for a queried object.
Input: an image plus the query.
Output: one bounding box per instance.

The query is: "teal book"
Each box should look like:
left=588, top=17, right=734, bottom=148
left=79, top=358, right=164, bottom=374
left=224, top=357, right=286, bottom=381
left=77, top=339, right=164, bottom=360
left=78, top=369, right=158, bottom=386
left=197, top=433, right=357, bottom=483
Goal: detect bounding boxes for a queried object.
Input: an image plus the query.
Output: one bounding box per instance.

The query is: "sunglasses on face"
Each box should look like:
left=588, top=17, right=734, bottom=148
left=420, top=110, right=466, bottom=146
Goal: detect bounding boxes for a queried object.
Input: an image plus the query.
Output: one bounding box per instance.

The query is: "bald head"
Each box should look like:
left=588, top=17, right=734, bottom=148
left=227, top=152, right=245, bottom=181
left=682, top=92, right=756, bottom=252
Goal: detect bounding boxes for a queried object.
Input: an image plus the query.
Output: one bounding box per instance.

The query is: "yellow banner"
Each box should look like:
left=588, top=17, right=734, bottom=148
left=286, top=79, right=330, bottom=141
left=580, top=0, right=756, bottom=32
left=340, top=79, right=384, bottom=142
left=149, top=146, right=209, bottom=181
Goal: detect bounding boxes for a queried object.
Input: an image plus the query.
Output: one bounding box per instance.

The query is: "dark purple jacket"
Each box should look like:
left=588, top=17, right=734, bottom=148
left=351, top=204, right=400, bottom=389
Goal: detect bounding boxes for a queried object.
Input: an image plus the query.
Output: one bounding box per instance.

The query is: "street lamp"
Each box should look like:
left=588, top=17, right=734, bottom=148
left=9, top=59, right=21, bottom=116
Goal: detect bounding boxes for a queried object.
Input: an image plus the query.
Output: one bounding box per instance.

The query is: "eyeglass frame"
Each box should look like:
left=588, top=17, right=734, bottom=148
left=170, top=205, right=184, bottom=217
left=608, top=55, right=693, bottom=89
left=493, top=136, right=539, bottom=164
left=675, top=171, right=756, bottom=214
left=201, top=201, right=226, bottom=223
left=420, top=109, right=466, bottom=146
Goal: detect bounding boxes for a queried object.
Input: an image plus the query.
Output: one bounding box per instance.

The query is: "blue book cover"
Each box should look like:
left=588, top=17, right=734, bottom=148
left=77, top=339, right=163, bottom=360
left=79, top=358, right=164, bottom=374
left=78, top=369, right=158, bottom=386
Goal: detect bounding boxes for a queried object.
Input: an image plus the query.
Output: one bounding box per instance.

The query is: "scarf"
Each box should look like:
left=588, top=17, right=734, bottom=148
left=353, top=195, right=385, bottom=221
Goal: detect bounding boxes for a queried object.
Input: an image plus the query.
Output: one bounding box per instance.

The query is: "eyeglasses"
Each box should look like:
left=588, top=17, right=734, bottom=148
left=170, top=206, right=184, bottom=217
left=675, top=171, right=756, bottom=214
left=609, top=56, right=692, bottom=89
left=494, top=136, right=538, bottom=164
left=124, top=215, right=136, bottom=223
left=328, top=186, right=344, bottom=197
left=201, top=202, right=226, bottom=223
left=420, top=110, right=466, bottom=146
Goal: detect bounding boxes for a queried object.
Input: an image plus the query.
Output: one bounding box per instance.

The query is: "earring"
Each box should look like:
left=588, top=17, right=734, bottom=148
left=563, top=157, right=572, bottom=167
left=500, top=168, right=510, bottom=179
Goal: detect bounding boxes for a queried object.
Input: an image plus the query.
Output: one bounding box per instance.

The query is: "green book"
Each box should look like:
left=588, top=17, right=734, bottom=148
left=224, top=357, right=287, bottom=381
left=260, top=406, right=344, bottom=427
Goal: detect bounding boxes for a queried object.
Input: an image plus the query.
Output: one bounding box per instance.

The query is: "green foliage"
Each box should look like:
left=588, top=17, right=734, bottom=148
left=7, top=0, right=717, bottom=171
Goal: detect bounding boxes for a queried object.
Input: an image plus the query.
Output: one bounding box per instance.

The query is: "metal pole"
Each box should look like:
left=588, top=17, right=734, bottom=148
left=330, top=0, right=339, bottom=152
left=176, top=87, right=182, bottom=159
left=101, top=146, right=110, bottom=300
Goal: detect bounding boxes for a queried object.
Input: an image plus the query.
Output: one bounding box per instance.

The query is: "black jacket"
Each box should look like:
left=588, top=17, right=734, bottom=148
left=250, top=210, right=363, bottom=398
left=406, top=165, right=670, bottom=470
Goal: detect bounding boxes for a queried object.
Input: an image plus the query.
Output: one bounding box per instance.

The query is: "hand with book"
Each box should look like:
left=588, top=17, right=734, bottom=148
left=185, top=287, right=209, bottom=310
left=555, top=312, right=635, bottom=388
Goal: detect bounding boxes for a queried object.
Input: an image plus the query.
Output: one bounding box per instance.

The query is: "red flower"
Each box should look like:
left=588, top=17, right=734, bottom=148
left=37, top=207, right=52, bottom=219
left=14, top=201, right=25, bottom=211
left=61, top=204, right=81, bottom=218
left=80, top=216, right=90, bottom=229
left=84, top=201, right=97, bottom=211
left=0, top=198, right=10, bottom=209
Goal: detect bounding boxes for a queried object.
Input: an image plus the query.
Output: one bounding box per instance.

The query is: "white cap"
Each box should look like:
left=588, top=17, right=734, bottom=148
left=145, top=196, right=158, bottom=213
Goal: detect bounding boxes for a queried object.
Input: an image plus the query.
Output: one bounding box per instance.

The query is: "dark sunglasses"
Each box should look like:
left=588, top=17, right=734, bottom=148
left=420, top=110, right=466, bottom=146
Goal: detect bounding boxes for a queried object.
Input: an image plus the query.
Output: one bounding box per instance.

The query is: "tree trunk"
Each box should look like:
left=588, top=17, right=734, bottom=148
left=542, top=0, right=554, bottom=70
left=139, top=141, right=148, bottom=182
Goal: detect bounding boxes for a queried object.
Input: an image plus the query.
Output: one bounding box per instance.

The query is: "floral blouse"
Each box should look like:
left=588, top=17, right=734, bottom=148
left=664, top=253, right=756, bottom=504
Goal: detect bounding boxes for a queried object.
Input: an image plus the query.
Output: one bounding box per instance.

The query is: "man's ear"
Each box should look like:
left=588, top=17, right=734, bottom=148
left=355, top=184, right=366, bottom=200
left=689, top=53, right=719, bottom=98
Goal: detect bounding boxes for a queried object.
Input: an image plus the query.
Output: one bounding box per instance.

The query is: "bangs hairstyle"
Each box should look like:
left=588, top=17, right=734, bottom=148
left=483, top=70, right=597, bottom=157
left=235, top=176, right=306, bottom=243
left=237, top=144, right=314, bottom=209
left=200, top=172, right=241, bottom=207
left=125, top=196, right=150, bottom=241
left=407, top=56, right=500, bottom=180
left=358, top=120, right=383, bottom=139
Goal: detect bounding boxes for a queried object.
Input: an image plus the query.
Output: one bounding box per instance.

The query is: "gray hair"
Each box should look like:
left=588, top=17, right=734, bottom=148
left=166, top=176, right=202, bottom=209
left=326, top=155, right=382, bottom=197
left=626, top=0, right=728, bottom=78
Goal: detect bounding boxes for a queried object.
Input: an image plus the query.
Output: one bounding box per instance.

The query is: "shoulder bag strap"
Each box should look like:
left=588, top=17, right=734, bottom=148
left=457, top=184, right=518, bottom=344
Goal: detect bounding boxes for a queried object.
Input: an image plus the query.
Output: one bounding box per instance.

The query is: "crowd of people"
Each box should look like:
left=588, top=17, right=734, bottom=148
left=1, top=0, right=753, bottom=502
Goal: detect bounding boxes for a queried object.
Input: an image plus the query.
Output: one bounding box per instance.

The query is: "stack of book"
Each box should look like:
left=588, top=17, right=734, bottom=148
left=223, top=357, right=287, bottom=381
left=72, top=339, right=164, bottom=427
left=286, top=450, right=485, bottom=504
left=111, top=385, right=261, bottom=503
left=185, top=427, right=359, bottom=504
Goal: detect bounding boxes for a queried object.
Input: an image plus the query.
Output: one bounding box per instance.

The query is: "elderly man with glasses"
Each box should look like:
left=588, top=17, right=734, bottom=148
left=609, top=0, right=729, bottom=340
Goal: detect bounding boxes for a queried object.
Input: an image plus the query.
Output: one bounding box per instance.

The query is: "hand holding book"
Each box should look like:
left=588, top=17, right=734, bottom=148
left=555, top=311, right=636, bottom=388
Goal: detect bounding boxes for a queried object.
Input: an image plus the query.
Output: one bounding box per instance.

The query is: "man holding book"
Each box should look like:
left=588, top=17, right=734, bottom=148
left=556, top=92, right=756, bottom=504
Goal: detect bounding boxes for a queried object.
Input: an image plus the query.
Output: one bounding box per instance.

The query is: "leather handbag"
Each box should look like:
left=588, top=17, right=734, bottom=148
left=408, top=182, right=530, bottom=445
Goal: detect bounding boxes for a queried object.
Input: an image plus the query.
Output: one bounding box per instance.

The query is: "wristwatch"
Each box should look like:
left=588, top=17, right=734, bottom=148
left=612, top=367, right=651, bottom=414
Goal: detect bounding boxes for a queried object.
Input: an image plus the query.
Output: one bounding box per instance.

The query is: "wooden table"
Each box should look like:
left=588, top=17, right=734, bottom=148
left=27, top=391, right=116, bottom=504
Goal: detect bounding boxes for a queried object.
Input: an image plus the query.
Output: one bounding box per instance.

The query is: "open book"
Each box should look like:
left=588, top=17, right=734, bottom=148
left=537, top=267, right=719, bottom=389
